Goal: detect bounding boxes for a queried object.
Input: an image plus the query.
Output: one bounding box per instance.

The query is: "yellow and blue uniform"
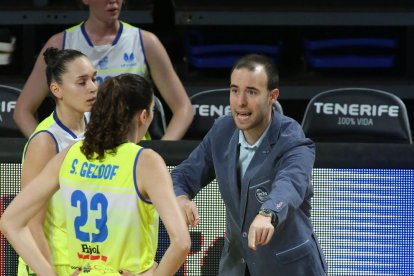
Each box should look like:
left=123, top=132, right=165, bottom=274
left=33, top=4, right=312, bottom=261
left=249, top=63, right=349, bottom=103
left=18, top=111, right=88, bottom=276
left=59, top=141, right=158, bottom=275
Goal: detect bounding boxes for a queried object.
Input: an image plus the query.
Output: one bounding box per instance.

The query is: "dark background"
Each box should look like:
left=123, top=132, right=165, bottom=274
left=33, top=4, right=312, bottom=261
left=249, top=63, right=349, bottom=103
left=1, top=0, right=414, bottom=136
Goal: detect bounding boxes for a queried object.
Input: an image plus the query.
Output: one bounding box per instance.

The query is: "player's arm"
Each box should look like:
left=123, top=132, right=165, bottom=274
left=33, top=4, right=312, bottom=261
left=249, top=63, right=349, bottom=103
left=142, top=30, right=194, bottom=140
left=13, top=32, right=64, bottom=137
left=21, top=132, right=59, bottom=264
left=0, top=149, right=68, bottom=276
left=137, top=149, right=191, bottom=275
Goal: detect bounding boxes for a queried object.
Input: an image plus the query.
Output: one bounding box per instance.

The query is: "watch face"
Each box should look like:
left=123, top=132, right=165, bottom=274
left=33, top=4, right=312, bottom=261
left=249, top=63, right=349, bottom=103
left=259, top=209, right=277, bottom=226
left=259, top=209, right=272, bottom=216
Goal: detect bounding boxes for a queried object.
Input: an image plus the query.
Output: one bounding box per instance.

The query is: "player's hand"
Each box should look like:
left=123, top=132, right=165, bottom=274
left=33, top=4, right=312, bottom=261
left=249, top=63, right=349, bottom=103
left=248, top=214, right=275, bottom=250
left=177, top=195, right=200, bottom=227
left=119, top=262, right=158, bottom=275
left=70, top=267, right=82, bottom=276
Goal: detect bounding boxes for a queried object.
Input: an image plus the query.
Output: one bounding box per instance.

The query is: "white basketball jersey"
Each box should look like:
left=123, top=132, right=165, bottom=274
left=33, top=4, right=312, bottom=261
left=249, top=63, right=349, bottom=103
left=64, top=21, right=148, bottom=85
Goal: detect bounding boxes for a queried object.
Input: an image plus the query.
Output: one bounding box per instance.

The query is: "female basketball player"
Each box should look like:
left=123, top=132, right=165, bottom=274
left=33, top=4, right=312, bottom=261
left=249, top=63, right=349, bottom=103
left=17, top=47, right=97, bottom=276
left=13, top=0, right=193, bottom=140
left=1, top=73, right=190, bottom=276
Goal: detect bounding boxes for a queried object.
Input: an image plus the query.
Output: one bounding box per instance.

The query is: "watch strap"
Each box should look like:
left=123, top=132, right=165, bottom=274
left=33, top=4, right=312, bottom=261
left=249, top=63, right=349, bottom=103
left=258, top=209, right=278, bottom=227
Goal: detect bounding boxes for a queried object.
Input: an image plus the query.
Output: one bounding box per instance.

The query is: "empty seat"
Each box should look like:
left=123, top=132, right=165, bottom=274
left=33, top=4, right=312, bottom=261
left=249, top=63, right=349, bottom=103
left=301, top=87, right=412, bottom=143
left=304, top=37, right=399, bottom=69
left=185, top=88, right=283, bottom=140
left=185, top=30, right=281, bottom=69
left=0, top=85, right=23, bottom=137
left=185, top=88, right=230, bottom=140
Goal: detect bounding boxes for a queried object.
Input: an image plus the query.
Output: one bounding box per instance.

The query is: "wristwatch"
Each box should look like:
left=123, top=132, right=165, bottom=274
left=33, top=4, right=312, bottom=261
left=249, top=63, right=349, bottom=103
left=258, top=208, right=278, bottom=227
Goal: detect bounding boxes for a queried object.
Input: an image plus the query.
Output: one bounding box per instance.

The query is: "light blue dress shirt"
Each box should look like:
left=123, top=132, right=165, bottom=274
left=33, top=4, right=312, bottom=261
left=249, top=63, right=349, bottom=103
left=238, top=123, right=271, bottom=181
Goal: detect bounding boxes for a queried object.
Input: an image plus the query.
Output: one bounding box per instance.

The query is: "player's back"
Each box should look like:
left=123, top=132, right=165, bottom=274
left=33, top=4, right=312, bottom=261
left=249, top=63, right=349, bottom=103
left=59, top=141, right=159, bottom=275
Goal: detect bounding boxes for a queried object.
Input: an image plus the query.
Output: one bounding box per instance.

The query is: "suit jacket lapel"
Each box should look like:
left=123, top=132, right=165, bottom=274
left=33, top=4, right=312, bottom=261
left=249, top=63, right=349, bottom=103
left=224, top=129, right=241, bottom=220
left=239, top=112, right=281, bottom=226
left=239, top=141, right=272, bottom=225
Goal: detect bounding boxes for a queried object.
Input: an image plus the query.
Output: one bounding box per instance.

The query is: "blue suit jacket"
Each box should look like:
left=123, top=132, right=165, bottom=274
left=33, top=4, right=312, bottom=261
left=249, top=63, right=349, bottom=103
left=173, top=112, right=327, bottom=276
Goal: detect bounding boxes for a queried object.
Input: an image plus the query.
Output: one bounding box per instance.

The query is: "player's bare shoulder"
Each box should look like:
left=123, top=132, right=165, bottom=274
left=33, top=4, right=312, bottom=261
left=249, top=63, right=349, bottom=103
left=42, top=32, right=65, bottom=51
left=138, top=148, right=167, bottom=169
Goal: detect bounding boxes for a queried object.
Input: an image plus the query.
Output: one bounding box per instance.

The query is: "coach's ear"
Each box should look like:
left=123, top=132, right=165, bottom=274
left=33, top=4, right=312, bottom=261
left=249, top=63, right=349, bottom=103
left=269, top=88, right=279, bottom=104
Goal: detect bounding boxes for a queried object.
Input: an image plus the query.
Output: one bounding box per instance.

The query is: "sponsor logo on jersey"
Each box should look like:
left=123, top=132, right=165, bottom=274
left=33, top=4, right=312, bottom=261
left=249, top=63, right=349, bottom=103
left=97, top=56, right=109, bottom=70
left=82, top=263, right=91, bottom=273
left=82, top=244, right=101, bottom=254
left=121, top=52, right=137, bottom=68
left=77, top=244, right=108, bottom=262
left=123, top=52, right=135, bottom=62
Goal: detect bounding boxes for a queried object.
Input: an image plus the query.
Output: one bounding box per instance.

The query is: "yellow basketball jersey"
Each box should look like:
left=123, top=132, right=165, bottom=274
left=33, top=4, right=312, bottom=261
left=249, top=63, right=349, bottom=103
left=59, top=141, right=158, bottom=275
left=18, top=112, right=88, bottom=275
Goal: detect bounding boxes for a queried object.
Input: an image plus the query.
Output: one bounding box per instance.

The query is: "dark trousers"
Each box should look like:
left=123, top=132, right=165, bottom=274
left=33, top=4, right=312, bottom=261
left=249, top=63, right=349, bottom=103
left=245, top=266, right=251, bottom=276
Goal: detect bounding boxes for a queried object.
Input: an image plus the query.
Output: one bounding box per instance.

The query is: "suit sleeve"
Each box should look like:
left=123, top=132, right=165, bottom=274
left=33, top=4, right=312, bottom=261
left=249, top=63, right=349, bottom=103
left=261, top=136, right=315, bottom=228
left=172, top=131, right=216, bottom=199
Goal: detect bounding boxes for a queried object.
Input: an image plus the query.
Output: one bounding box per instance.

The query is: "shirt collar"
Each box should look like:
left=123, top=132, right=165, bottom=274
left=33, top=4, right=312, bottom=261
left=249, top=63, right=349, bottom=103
left=238, top=122, right=271, bottom=150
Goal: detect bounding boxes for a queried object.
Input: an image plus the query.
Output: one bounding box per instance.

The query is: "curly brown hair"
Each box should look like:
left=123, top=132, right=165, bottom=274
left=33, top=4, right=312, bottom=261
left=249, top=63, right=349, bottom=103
left=81, top=73, right=153, bottom=161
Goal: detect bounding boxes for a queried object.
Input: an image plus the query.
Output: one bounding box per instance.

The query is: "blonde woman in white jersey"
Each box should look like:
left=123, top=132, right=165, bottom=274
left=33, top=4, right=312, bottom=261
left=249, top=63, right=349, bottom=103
left=13, top=0, right=193, bottom=140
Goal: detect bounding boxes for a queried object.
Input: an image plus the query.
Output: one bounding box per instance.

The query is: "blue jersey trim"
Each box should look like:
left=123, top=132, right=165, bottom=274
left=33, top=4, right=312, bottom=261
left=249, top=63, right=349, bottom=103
left=80, top=22, right=94, bottom=47
left=133, top=147, right=152, bottom=204
left=62, top=31, right=67, bottom=49
left=138, top=28, right=148, bottom=69
left=23, top=130, right=58, bottom=160
left=53, top=110, right=78, bottom=139
left=112, top=21, right=123, bottom=46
